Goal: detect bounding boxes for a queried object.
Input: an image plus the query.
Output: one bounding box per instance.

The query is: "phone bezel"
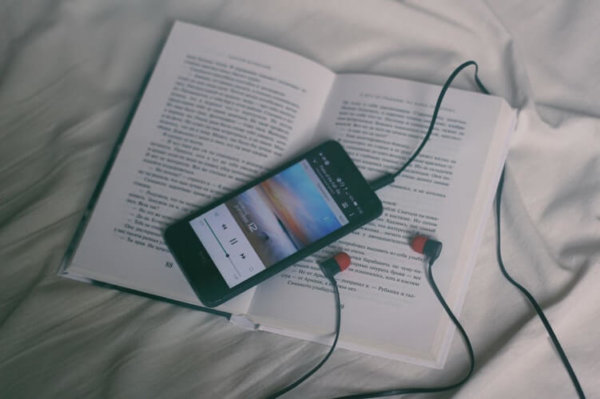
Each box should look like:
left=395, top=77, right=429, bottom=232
left=164, top=140, right=382, bottom=307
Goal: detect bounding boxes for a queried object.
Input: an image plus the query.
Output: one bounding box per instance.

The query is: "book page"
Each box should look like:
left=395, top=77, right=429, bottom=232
left=248, top=73, right=515, bottom=365
left=63, top=22, right=336, bottom=314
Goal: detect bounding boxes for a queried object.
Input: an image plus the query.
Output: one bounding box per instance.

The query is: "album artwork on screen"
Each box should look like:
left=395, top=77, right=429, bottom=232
left=60, top=21, right=516, bottom=367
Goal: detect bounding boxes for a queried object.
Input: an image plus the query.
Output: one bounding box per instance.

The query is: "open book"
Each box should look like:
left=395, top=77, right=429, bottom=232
left=60, top=21, right=516, bottom=368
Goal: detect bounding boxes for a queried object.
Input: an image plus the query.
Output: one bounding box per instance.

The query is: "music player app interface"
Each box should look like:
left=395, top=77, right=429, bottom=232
left=189, top=153, right=364, bottom=288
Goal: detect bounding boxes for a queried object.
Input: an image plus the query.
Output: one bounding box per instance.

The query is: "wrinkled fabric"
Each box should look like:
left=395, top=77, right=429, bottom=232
left=1, top=1, right=598, bottom=398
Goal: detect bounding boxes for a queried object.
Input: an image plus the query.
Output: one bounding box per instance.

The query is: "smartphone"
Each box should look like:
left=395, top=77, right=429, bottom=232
left=164, top=140, right=382, bottom=307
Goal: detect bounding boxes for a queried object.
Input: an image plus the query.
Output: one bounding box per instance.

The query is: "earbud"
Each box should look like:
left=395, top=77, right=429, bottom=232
left=320, top=252, right=351, bottom=277
left=411, top=235, right=443, bottom=261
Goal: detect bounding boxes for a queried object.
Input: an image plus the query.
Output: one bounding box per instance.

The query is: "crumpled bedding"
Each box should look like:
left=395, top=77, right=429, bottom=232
left=1, top=1, right=598, bottom=398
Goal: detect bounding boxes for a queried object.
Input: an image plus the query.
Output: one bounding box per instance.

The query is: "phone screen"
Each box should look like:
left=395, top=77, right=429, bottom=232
left=188, top=152, right=367, bottom=288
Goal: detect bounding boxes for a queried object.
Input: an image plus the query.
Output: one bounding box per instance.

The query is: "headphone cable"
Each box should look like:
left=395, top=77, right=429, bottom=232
left=265, top=61, right=586, bottom=399
left=494, top=170, right=586, bottom=399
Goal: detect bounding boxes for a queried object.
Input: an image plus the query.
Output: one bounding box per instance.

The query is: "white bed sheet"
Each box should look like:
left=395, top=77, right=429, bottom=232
left=1, top=1, right=598, bottom=398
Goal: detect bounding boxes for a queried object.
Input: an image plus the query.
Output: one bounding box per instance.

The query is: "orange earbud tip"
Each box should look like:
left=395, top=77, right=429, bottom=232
left=411, top=235, right=428, bottom=255
left=334, top=252, right=351, bottom=271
